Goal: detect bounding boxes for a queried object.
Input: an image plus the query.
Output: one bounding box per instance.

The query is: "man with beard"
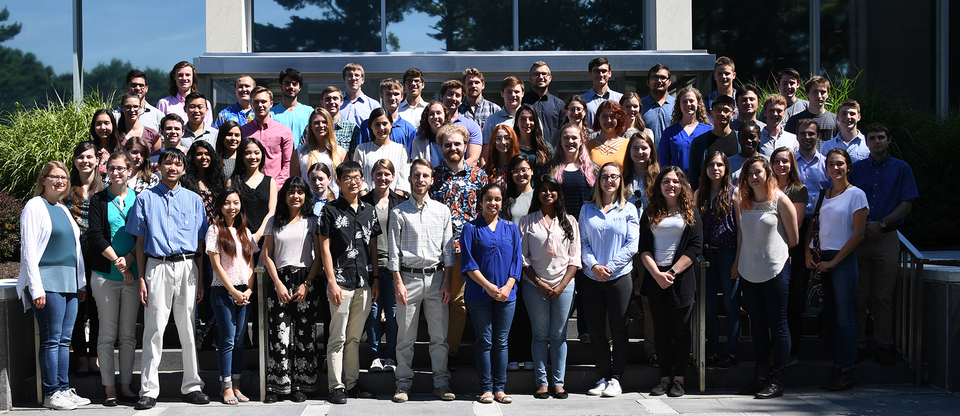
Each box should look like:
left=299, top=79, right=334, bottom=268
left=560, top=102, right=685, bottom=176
left=459, top=68, right=501, bottom=131
left=440, top=80, right=483, bottom=166
left=271, top=68, right=314, bottom=146
left=641, top=63, right=675, bottom=145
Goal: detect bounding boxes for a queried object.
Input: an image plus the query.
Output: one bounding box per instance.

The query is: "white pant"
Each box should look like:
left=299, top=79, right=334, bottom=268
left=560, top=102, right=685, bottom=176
left=140, top=258, right=204, bottom=398
left=92, top=274, right=140, bottom=386
left=327, top=286, right=371, bottom=390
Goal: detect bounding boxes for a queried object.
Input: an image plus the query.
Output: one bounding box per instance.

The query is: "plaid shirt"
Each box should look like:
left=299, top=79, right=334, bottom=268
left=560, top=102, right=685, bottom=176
left=334, top=118, right=361, bottom=156
left=459, top=97, right=502, bottom=130
left=387, top=197, right=455, bottom=271
left=430, top=163, right=488, bottom=253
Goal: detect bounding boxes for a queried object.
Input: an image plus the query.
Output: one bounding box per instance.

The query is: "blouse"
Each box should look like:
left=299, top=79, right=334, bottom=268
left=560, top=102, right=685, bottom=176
left=578, top=201, right=640, bottom=281
left=701, top=189, right=737, bottom=249
left=816, top=186, right=869, bottom=251
left=586, top=135, right=628, bottom=172
left=519, top=211, right=581, bottom=286
left=658, top=122, right=713, bottom=171
left=460, top=216, right=523, bottom=303
left=353, top=140, right=411, bottom=193
left=127, top=172, right=158, bottom=194
left=265, top=216, right=318, bottom=269
left=296, top=143, right=340, bottom=196
left=738, top=192, right=789, bottom=283
left=206, top=224, right=258, bottom=286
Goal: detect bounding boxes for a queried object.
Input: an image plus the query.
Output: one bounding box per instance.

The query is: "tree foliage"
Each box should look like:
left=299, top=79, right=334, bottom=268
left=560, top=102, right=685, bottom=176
left=254, top=0, right=411, bottom=52
left=0, top=7, right=22, bottom=44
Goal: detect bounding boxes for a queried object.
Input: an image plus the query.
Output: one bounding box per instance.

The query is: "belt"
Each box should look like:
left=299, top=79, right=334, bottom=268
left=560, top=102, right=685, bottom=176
left=882, top=225, right=898, bottom=233
left=148, top=253, right=197, bottom=262
left=400, top=264, right=441, bottom=274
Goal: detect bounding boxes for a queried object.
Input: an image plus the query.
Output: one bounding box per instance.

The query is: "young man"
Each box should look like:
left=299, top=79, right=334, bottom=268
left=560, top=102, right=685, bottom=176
left=182, top=92, right=218, bottom=149
left=757, top=95, right=799, bottom=158
left=340, top=63, right=381, bottom=128
left=459, top=68, right=502, bottom=131
left=794, top=119, right=833, bottom=216
left=270, top=68, right=314, bottom=146
left=126, top=148, right=209, bottom=410
left=214, top=74, right=256, bottom=128
left=582, top=57, right=622, bottom=127
left=480, top=76, right=524, bottom=162
left=150, top=114, right=187, bottom=163
left=820, top=99, right=870, bottom=163
left=114, top=69, right=164, bottom=131
left=430, top=124, right=488, bottom=369
left=785, top=75, right=839, bottom=146
left=322, top=86, right=361, bottom=157
left=706, top=56, right=738, bottom=122
left=762, top=68, right=810, bottom=127
left=687, top=95, right=739, bottom=190
left=730, top=83, right=766, bottom=132
left=389, top=159, right=457, bottom=403
left=641, top=63, right=675, bottom=145
left=319, top=161, right=381, bottom=405
left=440, top=80, right=483, bottom=166
left=849, top=122, right=918, bottom=366
left=241, top=86, right=294, bottom=188
left=523, top=61, right=565, bottom=141
left=398, top=68, right=429, bottom=126
left=358, top=78, right=418, bottom=150
left=728, top=120, right=762, bottom=182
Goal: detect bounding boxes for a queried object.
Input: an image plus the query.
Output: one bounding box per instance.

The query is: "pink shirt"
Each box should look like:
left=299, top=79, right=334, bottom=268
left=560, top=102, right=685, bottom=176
left=206, top=225, right=259, bottom=287
left=241, top=116, right=294, bottom=188
left=156, top=94, right=214, bottom=127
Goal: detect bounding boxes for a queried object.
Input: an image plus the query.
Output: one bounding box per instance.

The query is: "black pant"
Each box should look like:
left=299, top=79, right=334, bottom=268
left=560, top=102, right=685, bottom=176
left=72, top=257, right=99, bottom=359
left=787, top=219, right=811, bottom=356
left=647, top=266, right=694, bottom=379
left=581, top=275, right=632, bottom=380
left=507, top=284, right=532, bottom=362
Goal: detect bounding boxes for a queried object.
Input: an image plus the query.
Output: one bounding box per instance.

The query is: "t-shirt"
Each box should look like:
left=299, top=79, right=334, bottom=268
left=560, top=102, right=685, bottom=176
left=507, top=191, right=534, bottom=223
left=265, top=216, right=317, bottom=269
left=687, top=130, right=740, bottom=190
left=815, top=186, right=869, bottom=251
left=206, top=224, right=258, bottom=286
left=652, top=213, right=685, bottom=266
left=784, top=109, right=838, bottom=150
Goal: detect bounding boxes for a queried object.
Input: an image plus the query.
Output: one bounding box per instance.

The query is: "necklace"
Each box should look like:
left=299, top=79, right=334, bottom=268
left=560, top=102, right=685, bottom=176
left=829, top=183, right=851, bottom=198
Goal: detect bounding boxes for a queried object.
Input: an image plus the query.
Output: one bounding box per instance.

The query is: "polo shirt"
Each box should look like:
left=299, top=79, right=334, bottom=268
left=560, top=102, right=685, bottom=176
left=357, top=116, right=418, bottom=151
left=481, top=108, right=516, bottom=145
left=398, top=97, right=429, bottom=126
left=452, top=114, right=483, bottom=145
left=182, top=124, right=218, bottom=149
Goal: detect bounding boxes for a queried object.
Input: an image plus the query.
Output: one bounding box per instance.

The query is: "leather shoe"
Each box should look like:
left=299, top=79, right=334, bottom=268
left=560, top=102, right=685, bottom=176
left=825, top=369, right=854, bottom=391
left=103, top=398, right=118, bottom=407
left=346, top=386, right=373, bottom=399
left=820, top=367, right=841, bottom=389
left=183, top=391, right=210, bottom=404
left=134, top=396, right=156, bottom=410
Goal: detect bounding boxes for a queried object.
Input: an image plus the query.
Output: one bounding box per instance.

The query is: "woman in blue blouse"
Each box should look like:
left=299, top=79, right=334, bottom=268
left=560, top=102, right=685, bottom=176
left=657, top=87, right=712, bottom=173
left=578, top=161, right=640, bottom=398
left=461, top=183, right=523, bottom=404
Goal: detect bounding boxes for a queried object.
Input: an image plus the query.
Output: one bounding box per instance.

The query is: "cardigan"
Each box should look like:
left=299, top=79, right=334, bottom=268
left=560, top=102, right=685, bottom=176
left=86, top=187, right=135, bottom=276
left=639, top=209, right=703, bottom=309
left=17, top=196, right=86, bottom=311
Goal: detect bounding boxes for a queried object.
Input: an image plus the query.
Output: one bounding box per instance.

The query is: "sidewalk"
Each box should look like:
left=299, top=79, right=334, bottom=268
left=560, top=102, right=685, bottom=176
left=4, top=385, right=958, bottom=415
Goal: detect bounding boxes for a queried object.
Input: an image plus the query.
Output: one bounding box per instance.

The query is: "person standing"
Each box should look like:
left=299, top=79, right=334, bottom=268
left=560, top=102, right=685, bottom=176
left=523, top=61, right=565, bottom=141
left=321, top=86, right=362, bottom=157
left=340, top=63, right=381, bottom=128
left=214, top=75, right=256, bottom=129
left=241, top=86, right=294, bottom=188
left=460, top=68, right=502, bottom=132
left=270, top=68, right=314, bottom=145
left=582, top=57, right=623, bottom=127
left=641, top=64, right=675, bottom=145
left=398, top=68, right=429, bottom=126
left=157, top=61, right=213, bottom=127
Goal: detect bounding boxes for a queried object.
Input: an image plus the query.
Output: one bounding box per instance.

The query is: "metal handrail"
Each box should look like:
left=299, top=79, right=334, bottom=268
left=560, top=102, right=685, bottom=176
left=694, top=254, right=710, bottom=393
left=256, top=266, right=266, bottom=402
left=896, top=231, right=926, bottom=388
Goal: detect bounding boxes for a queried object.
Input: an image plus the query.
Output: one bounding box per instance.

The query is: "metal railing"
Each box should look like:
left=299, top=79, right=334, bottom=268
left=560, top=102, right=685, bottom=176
left=256, top=266, right=267, bottom=402
left=693, top=254, right=710, bottom=393
left=896, top=231, right=926, bottom=388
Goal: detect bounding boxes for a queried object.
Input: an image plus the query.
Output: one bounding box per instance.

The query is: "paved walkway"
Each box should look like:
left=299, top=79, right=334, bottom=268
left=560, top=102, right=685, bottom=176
left=4, top=386, right=959, bottom=415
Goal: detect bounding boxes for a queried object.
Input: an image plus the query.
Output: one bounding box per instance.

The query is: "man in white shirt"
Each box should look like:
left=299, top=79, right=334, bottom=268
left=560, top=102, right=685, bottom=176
left=114, top=70, right=164, bottom=131
left=398, top=68, right=429, bottom=126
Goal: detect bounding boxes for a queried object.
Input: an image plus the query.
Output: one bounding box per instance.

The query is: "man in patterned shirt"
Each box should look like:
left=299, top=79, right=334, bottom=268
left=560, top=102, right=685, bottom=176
left=318, top=161, right=381, bottom=404
left=322, top=86, right=361, bottom=158
left=214, top=75, right=256, bottom=129
left=430, top=124, right=488, bottom=368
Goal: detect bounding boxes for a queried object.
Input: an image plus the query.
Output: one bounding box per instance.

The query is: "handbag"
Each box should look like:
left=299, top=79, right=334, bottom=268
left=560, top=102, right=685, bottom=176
left=805, top=190, right=829, bottom=315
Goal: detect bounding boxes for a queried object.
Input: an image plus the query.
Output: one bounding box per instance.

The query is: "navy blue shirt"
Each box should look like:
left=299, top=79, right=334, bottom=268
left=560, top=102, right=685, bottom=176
left=849, top=155, right=918, bottom=226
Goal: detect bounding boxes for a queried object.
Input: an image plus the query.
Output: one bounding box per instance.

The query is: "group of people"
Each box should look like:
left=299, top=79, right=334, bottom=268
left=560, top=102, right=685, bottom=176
left=17, top=55, right=918, bottom=410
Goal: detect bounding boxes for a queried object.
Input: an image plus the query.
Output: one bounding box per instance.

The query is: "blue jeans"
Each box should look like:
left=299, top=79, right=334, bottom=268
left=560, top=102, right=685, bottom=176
left=211, top=286, right=249, bottom=377
left=365, top=270, right=397, bottom=360
left=466, top=299, right=516, bottom=393
left=741, top=262, right=791, bottom=369
left=821, top=250, right=858, bottom=370
left=522, top=279, right=574, bottom=387
left=704, top=247, right=740, bottom=358
left=31, top=291, right=78, bottom=396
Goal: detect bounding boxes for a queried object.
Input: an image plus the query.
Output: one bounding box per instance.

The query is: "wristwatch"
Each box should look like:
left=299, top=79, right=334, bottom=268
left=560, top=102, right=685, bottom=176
left=879, top=219, right=887, bottom=228
left=668, top=267, right=677, bottom=276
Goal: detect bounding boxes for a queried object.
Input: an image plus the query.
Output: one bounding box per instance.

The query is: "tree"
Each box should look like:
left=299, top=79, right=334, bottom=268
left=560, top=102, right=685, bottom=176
left=0, top=7, right=22, bottom=44
left=253, top=0, right=409, bottom=52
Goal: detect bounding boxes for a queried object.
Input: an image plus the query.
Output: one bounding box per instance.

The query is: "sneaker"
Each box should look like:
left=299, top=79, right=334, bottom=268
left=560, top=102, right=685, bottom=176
left=347, top=386, right=374, bottom=399
left=328, top=387, right=347, bottom=404
left=705, top=354, right=718, bottom=368
left=392, top=389, right=409, bottom=403
left=43, top=391, right=78, bottom=410
left=601, top=378, right=622, bottom=397
left=507, top=361, right=521, bottom=371
left=649, top=379, right=670, bottom=396
left=667, top=380, right=685, bottom=397
left=715, top=356, right=738, bottom=370
left=369, top=358, right=385, bottom=372
left=523, top=361, right=534, bottom=370
left=587, top=378, right=607, bottom=396
left=63, top=388, right=91, bottom=406
left=580, top=333, right=592, bottom=344
left=649, top=354, right=659, bottom=368
left=433, top=386, right=456, bottom=401
left=383, top=358, right=397, bottom=372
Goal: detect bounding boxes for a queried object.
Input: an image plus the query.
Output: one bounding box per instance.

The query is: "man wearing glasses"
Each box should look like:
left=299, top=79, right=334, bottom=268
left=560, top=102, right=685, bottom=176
left=641, top=63, right=675, bottom=146
left=114, top=70, right=164, bottom=132
left=523, top=61, right=565, bottom=141
left=398, top=68, right=429, bottom=126
left=581, top=57, right=622, bottom=127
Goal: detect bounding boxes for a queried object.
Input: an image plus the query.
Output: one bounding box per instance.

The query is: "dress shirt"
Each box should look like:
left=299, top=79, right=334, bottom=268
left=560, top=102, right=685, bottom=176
left=481, top=108, right=516, bottom=145
left=758, top=128, right=799, bottom=158
left=157, top=94, right=213, bottom=127
left=358, top=117, right=418, bottom=151
left=641, top=94, right=676, bottom=146
left=241, top=116, right=294, bottom=188
left=387, top=197, right=456, bottom=271
left=459, top=97, right=502, bottom=130
left=125, top=181, right=208, bottom=258
left=452, top=114, right=483, bottom=145
left=334, top=118, right=361, bottom=156
left=849, top=155, right=919, bottom=225
left=398, top=97, right=429, bottom=126
left=578, top=201, right=639, bottom=281
left=460, top=216, right=522, bottom=303
left=270, top=102, right=314, bottom=146
left=215, top=102, right=255, bottom=129
left=796, top=151, right=833, bottom=216
left=523, top=90, right=565, bottom=141
left=820, top=132, right=871, bottom=164
left=317, top=197, right=381, bottom=289
left=519, top=210, right=581, bottom=286
left=430, top=163, right=488, bottom=253
left=582, top=87, right=623, bottom=127
left=340, top=91, right=381, bottom=128
left=182, top=124, right=218, bottom=149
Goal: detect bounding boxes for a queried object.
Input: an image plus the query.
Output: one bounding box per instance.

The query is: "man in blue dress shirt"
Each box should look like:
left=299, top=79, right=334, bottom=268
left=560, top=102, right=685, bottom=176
left=582, top=57, right=623, bottom=128
left=641, top=63, right=675, bottom=146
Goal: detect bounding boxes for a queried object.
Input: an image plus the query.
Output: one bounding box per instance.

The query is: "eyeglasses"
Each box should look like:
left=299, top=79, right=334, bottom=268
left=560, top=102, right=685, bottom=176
left=340, top=175, right=363, bottom=184
left=45, top=175, right=68, bottom=182
left=650, top=75, right=670, bottom=82
left=600, top=174, right=621, bottom=182
left=511, top=167, right=532, bottom=175
left=122, top=105, right=141, bottom=111
left=106, top=166, right=129, bottom=172
left=127, top=82, right=147, bottom=89
left=405, top=79, right=424, bottom=85
left=567, top=107, right=585, bottom=114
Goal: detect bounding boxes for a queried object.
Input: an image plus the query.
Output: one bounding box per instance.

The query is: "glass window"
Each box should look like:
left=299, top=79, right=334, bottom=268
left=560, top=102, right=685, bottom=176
left=253, top=0, right=382, bottom=52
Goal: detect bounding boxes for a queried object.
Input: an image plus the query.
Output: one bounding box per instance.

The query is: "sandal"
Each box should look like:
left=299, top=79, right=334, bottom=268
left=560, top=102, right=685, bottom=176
left=233, top=390, right=249, bottom=402
left=478, top=393, right=494, bottom=404
left=221, top=379, right=238, bottom=405
left=494, top=393, right=513, bottom=404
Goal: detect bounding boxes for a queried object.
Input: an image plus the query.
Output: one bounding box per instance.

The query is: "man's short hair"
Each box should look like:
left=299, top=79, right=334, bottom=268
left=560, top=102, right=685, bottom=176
left=588, top=57, right=610, bottom=72
left=796, top=118, right=820, bottom=133
left=251, top=86, right=273, bottom=101
left=237, top=74, right=255, bottom=85
left=321, top=85, right=343, bottom=99
left=647, top=63, right=670, bottom=79
left=838, top=99, right=860, bottom=113
left=864, top=122, right=892, bottom=140
left=342, top=62, right=365, bottom=79
left=500, top=76, right=524, bottom=93
left=735, top=83, right=761, bottom=102
left=336, top=160, right=363, bottom=180
left=161, top=113, right=185, bottom=129
left=763, top=94, right=788, bottom=111
left=529, top=61, right=550, bottom=74
left=805, top=75, right=831, bottom=92
left=437, top=124, right=469, bottom=145
left=462, top=68, right=484, bottom=83
left=440, top=79, right=464, bottom=97
left=157, top=148, right=187, bottom=166
left=715, top=56, right=735, bottom=71
left=779, top=68, right=801, bottom=82
left=403, top=67, right=423, bottom=84
left=409, top=158, right=433, bottom=177
left=126, top=69, right=147, bottom=85
left=279, top=67, right=303, bottom=84
left=711, top=95, right=736, bottom=111
left=184, top=92, right=206, bottom=104
left=379, top=78, right=403, bottom=94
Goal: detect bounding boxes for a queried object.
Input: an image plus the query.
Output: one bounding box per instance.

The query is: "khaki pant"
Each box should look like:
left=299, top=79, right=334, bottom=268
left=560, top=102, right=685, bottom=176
left=395, top=269, right=450, bottom=390
left=327, top=286, right=371, bottom=390
left=855, top=231, right=900, bottom=348
left=447, top=255, right=467, bottom=357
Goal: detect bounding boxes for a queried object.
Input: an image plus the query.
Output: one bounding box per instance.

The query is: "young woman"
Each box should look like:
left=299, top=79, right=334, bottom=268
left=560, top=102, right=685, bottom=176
left=17, top=161, right=89, bottom=410
left=216, top=120, right=243, bottom=178
left=291, top=108, right=346, bottom=197
left=123, top=137, right=159, bottom=193
left=734, top=155, right=799, bottom=399
left=513, top=104, right=553, bottom=178
left=640, top=166, right=703, bottom=398
left=88, top=110, right=122, bottom=175
left=620, top=92, right=655, bottom=140
left=87, top=153, right=140, bottom=406
left=485, top=125, right=521, bottom=188
left=410, top=101, right=448, bottom=167
left=501, top=154, right=535, bottom=372
left=461, top=183, right=523, bottom=404
left=553, top=96, right=587, bottom=145
left=360, top=160, right=407, bottom=373
left=183, top=140, right=226, bottom=228
left=693, top=152, right=740, bottom=369
left=262, top=176, right=322, bottom=402
left=228, top=138, right=278, bottom=246
left=65, top=142, right=103, bottom=379
left=352, top=108, right=410, bottom=194
left=585, top=101, right=629, bottom=171
left=805, top=148, right=867, bottom=392
left=658, top=87, right=712, bottom=172
left=518, top=175, right=580, bottom=399
left=307, top=162, right=336, bottom=215
left=579, top=162, right=639, bottom=398
left=156, top=61, right=213, bottom=126
left=117, top=92, right=161, bottom=151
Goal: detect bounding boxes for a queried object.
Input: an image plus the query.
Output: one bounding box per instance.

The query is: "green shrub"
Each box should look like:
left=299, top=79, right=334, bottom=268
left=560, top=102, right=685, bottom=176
left=0, top=189, right=23, bottom=260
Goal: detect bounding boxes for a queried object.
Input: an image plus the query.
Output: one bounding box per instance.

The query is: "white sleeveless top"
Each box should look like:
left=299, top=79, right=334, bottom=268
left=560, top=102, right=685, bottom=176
left=737, top=192, right=789, bottom=283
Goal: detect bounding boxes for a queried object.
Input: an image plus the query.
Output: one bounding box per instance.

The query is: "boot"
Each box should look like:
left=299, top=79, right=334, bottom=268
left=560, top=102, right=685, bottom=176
left=738, top=366, right=769, bottom=395
left=820, top=367, right=841, bottom=389
left=825, top=368, right=854, bottom=391
left=755, top=368, right=784, bottom=399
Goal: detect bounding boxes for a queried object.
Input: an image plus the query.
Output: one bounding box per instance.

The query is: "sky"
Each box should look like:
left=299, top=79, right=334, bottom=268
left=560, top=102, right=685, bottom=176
left=2, top=0, right=443, bottom=75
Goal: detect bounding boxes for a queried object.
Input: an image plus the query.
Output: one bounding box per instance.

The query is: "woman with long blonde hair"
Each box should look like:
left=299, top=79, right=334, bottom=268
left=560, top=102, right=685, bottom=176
left=292, top=108, right=346, bottom=196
